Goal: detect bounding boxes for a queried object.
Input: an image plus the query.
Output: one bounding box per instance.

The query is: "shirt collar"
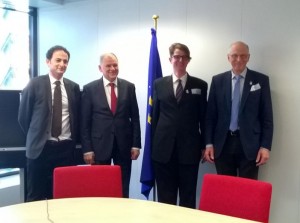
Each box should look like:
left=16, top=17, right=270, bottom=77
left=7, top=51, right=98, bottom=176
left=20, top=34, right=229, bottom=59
left=49, top=73, right=63, bottom=85
left=172, top=73, right=188, bottom=84
left=103, top=77, right=118, bottom=87
left=231, top=68, right=247, bottom=79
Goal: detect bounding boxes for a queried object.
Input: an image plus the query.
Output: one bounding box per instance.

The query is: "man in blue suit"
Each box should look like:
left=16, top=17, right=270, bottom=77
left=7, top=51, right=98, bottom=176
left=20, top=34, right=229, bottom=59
left=205, top=41, right=273, bottom=179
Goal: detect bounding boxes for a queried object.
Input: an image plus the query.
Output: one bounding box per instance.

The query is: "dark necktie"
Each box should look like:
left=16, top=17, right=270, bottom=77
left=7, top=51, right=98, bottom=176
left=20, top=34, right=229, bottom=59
left=176, top=79, right=183, bottom=103
left=52, top=81, right=62, bottom=138
left=110, top=83, right=117, bottom=114
left=229, top=75, right=241, bottom=131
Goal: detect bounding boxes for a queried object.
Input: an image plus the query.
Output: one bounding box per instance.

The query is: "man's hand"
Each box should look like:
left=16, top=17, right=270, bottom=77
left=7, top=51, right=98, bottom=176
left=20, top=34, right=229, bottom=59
left=204, top=146, right=215, bottom=163
left=131, top=149, right=140, bottom=160
left=84, top=152, right=95, bottom=164
left=256, top=147, right=270, bottom=166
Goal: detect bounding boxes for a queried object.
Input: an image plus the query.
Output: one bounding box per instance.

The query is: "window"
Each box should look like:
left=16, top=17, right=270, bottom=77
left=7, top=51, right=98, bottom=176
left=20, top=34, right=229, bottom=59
left=0, top=0, right=37, bottom=90
left=0, top=0, right=37, bottom=179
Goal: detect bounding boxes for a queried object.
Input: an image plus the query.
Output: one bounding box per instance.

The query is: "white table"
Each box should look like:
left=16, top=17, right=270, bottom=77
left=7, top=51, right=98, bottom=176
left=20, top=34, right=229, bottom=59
left=0, top=197, right=261, bottom=223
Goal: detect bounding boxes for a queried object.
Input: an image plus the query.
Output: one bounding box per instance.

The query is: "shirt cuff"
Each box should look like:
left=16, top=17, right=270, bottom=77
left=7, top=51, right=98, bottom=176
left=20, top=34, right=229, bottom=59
left=131, top=147, right=140, bottom=150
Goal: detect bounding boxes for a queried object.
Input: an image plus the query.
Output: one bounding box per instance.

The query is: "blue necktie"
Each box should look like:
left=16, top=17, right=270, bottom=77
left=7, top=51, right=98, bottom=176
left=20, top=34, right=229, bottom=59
left=229, top=75, right=241, bottom=131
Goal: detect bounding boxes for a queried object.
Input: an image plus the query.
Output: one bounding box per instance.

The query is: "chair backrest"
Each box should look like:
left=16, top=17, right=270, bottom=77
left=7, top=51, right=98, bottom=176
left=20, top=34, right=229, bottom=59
left=53, top=165, right=122, bottom=199
left=199, top=174, right=272, bottom=223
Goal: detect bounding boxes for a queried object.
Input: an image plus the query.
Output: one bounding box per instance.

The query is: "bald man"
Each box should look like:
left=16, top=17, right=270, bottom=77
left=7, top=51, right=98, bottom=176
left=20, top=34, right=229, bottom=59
left=81, top=53, right=141, bottom=197
left=205, top=41, right=273, bottom=179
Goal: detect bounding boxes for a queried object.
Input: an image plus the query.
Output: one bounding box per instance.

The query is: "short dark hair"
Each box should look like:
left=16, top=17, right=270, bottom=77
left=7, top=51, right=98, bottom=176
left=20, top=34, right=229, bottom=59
left=169, top=43, right=191, bottom=59
left=46, top=45, right=70, bottom=60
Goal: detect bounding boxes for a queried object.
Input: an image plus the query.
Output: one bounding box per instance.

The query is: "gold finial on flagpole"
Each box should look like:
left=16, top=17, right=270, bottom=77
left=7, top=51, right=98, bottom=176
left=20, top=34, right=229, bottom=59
left=152, top=15, right=159, bottom=31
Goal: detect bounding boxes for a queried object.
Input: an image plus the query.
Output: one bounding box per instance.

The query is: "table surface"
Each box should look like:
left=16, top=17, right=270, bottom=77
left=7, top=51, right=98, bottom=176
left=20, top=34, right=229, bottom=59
left=0, top=197, right=261, bottom=223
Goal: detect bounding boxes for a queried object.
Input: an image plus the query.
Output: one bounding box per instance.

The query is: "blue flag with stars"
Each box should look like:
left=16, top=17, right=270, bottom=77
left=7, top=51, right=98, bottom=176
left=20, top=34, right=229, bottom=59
left=140, top=28, right=162, bottom=199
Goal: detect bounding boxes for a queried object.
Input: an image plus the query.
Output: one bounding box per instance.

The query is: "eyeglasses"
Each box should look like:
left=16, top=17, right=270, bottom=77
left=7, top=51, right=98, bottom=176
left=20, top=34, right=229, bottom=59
left=172, top=55, right=191, bottom=61
left=229, top=54, right=249, bottom=60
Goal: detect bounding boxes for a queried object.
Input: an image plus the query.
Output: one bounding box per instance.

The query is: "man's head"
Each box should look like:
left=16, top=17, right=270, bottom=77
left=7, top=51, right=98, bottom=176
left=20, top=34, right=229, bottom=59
left=98, top=53, right=119, bottom=82
left=169, top=43, right=191, bottom=78
left=46, top=45, right=70, bottom=80
left=227, top=41, right=250, bottom=75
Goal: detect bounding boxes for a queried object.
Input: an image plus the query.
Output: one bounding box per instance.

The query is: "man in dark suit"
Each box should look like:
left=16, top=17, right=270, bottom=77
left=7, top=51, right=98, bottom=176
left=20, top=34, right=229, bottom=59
left=18, top=45, right=81, bottom=201
left=205, top=41, right=273, bottom=179
left=81, top=53, right=141, bottom=198
left=152, top=43, right=207, bottom=208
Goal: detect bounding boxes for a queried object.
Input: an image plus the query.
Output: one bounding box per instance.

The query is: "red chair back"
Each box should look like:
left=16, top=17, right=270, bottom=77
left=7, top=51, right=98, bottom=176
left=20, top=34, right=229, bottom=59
left=53, top=165, right=122, bottom=198
left=199, top=174, right=272, bottom=223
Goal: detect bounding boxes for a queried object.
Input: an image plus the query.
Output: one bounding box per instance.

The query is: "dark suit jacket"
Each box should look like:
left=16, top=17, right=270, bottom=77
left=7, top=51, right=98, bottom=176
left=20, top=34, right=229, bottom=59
left=152, top=74, right=208, bottom=164
left=18, top=75, right=81, bottom=159
left=80, top=77, right=141, bottom=161
left=205, top=69, right=273, bottom=160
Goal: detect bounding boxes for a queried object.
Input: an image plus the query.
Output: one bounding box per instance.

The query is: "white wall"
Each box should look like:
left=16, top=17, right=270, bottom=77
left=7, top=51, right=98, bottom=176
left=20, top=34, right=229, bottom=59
left=38, top=0, right=300, bottom=222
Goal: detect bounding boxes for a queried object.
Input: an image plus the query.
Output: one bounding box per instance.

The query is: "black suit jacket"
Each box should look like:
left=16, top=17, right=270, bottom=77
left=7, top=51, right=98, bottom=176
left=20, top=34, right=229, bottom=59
left=18, top=75, right=81, bottom=159
left=205, top=69, right=273, bottom=160
left=152, top=74, right=208, bottom=164
left=80, top=77, right=141, bottom=161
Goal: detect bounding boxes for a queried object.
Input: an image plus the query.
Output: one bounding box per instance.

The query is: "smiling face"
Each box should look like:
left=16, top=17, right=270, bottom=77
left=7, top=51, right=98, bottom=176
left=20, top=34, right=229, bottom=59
left=227, top=42, right=250, bottom=75
left=170, top=48, right=191, bottom=78
left=99, top=53, right=119, bottom=82
left=46, top=50, right=69, bottom=80
left=169, top=43, right=191, bottom=78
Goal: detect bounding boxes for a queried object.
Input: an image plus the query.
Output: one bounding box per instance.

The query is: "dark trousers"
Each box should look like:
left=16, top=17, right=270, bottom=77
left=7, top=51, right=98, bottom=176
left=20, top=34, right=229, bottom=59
left=153, top=152, right=199, bottom=209
left=215, top=131, right=259, bottom=179
left=26, top=140, right=75, bottom=202
left=95, top=138, right=132, bottom=198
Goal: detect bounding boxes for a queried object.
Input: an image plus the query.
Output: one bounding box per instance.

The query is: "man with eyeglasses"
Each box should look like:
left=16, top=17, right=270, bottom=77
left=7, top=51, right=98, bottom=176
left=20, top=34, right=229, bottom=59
left=152, top=43, right=207, bottom=208
left=205, top=41, right=273, bottom=179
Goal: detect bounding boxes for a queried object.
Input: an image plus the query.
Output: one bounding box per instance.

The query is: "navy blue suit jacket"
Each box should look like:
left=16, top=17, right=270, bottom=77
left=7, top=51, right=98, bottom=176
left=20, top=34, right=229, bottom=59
left=80, top=77, right=141, bottom=161
left=205, top=69, right=273, bottom=160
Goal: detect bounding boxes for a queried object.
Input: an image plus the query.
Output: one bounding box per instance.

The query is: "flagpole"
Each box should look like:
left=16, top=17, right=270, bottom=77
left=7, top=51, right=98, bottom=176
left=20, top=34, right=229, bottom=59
left=152, top=15, right=159, bottom=31
left=140, top=14, right=162, bottom=202
left=152, top=14, right=159, bottom=202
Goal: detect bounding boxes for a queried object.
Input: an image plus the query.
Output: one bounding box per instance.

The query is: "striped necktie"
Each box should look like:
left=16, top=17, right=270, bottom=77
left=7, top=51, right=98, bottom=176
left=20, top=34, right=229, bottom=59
left=176, top=79, right=183, bottom=103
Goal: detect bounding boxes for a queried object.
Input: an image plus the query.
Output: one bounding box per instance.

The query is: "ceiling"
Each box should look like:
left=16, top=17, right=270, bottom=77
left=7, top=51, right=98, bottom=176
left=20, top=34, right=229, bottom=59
left=29, top=0, right=88, bottom=8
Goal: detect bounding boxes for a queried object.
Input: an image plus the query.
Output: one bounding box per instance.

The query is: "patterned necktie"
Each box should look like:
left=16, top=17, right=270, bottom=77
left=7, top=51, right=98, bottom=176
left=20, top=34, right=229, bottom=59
left=229, top=75, right=241, bottom=131
left=52, top=81, right=62, bottom=138
left=176, top=79, right=183, bottom=103
left=110, top=83, right=117, bottom=114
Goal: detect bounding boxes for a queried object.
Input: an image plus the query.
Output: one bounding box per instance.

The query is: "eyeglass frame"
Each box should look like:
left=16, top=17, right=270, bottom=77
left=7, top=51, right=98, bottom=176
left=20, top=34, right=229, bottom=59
left=228, top=54, right=249, bottom=60
left=171, top=55, right=191, bottom=61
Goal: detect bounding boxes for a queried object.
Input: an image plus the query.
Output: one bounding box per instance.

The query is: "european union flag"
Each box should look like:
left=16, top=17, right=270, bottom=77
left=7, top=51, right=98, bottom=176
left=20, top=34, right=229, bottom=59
left=140, top=28, right=162, bottom=199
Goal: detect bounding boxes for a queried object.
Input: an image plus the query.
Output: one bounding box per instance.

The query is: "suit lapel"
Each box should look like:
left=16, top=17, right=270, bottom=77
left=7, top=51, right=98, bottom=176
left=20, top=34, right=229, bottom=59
left=182, top=74, right=193, bottom=103
left=45, top=75, right=52, bottom=112
left=165, top=76, right=176, bottom=103
left=240, top=70, right=252, bottom=112
left=99, top=78, right=111, bottom=113
left=224, top=72, right=232, bottom=112
left=116, top=78, right=124, bottom=114
left=184, top=74, right=191, bottom=96
left=64, top=79, right=73, bottom=112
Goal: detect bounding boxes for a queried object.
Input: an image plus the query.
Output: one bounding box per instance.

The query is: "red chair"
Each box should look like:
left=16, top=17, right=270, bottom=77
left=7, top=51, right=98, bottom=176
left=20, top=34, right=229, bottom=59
left=199, top=174, right=272, bottom=223
left=53, top=165, right=122, bottom=199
